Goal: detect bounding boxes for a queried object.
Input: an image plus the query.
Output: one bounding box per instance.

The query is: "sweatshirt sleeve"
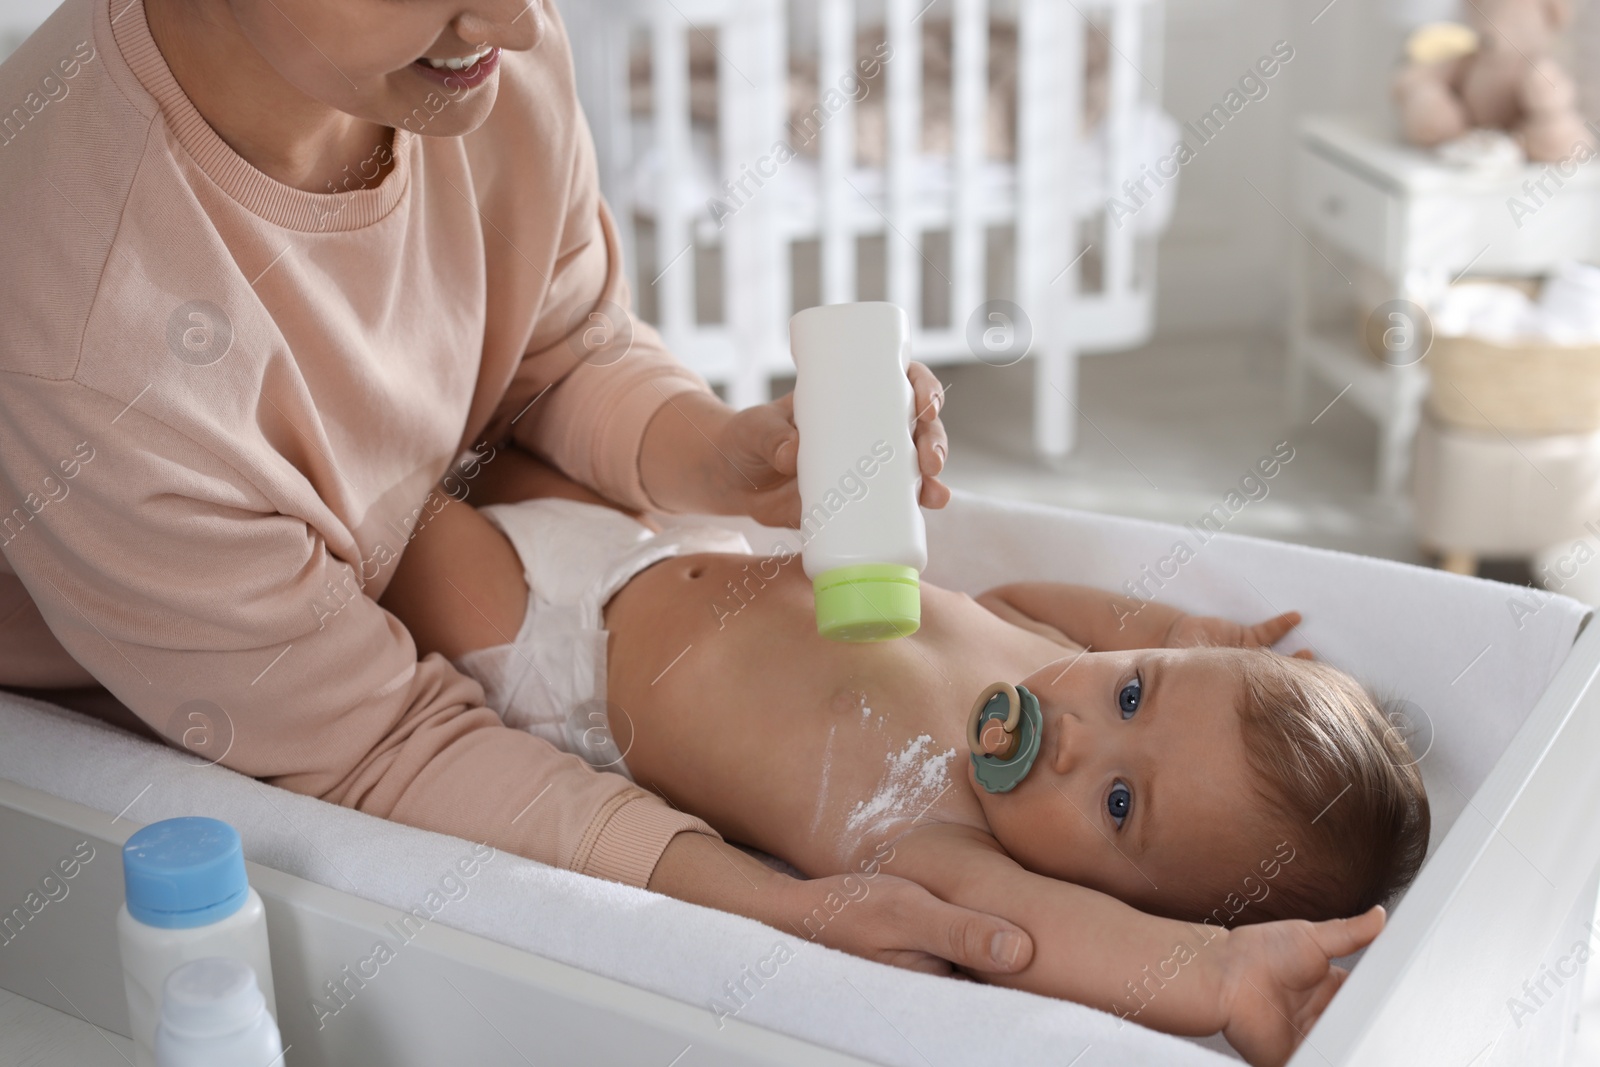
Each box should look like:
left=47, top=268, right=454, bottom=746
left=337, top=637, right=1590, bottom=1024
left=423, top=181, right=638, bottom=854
left=480, top=97, right=716, bottom=514
left=0, top=376, right=717, bottom=888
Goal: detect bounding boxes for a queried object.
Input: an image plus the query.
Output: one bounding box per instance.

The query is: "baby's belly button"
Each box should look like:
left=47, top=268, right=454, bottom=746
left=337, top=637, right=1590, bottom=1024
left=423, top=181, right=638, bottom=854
left=610, top=557, right=722, bottom=634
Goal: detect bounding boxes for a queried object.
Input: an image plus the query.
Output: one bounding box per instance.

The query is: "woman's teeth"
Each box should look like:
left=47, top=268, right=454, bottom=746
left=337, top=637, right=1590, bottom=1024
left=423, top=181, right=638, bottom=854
left=419, top=45, right=493, bottom=71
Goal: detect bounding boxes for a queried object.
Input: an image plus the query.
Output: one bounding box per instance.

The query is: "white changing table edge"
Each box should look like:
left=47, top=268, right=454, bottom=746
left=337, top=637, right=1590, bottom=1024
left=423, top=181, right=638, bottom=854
left=0, top=779, right=878, bottom=1067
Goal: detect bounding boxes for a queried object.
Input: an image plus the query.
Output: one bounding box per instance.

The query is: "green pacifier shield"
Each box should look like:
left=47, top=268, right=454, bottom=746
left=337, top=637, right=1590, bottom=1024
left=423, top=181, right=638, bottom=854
left=971, top=685, right=1042, bottom=794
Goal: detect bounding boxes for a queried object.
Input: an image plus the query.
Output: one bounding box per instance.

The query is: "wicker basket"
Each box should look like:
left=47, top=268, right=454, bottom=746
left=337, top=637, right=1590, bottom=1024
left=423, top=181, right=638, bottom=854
left=1351, top=270, right=1600, bottom=435
left=1425, top=336, right=1600, bottom=435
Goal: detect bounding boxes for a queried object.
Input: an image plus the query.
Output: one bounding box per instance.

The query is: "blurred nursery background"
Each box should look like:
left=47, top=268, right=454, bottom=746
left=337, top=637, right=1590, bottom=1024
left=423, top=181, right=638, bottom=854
left=6, top=0, right=1595, bottom=586
left=5, top=0, right=1600, bottom=1057
left=542, top=0, right=1600, bottom=600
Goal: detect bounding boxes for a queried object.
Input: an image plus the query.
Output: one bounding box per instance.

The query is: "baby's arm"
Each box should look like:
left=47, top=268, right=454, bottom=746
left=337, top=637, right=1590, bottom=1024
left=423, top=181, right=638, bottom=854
left=887, top=822, right=1380, bottom=1066
left=977, top=582, right=1303, bottom=654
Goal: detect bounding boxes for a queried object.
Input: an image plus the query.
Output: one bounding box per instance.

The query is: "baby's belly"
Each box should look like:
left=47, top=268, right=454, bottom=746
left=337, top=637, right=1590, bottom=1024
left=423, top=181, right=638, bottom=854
left=602, top=550, right=817, bottom=704
left=601, top=552, right=1024, bottom=872
left=603, top=551, right=857, bottom=849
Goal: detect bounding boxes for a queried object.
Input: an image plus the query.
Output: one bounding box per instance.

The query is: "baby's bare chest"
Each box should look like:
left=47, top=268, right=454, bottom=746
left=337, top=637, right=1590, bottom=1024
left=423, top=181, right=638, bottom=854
left=607, top=553, right=1072, bottom=874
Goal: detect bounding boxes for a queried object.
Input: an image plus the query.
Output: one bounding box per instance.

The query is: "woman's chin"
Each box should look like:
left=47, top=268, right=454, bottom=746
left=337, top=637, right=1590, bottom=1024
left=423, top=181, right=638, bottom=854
left=383, top=78, right=499, bottom=139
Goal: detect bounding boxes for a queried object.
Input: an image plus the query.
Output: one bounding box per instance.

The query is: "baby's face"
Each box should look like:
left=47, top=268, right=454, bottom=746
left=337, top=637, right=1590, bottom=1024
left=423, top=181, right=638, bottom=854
left=970, top=647, right=1271, bottom=920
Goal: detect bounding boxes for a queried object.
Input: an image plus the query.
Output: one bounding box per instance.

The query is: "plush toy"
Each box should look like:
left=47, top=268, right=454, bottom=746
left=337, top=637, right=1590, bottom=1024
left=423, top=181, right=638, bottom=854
left=1393, top=2, right=1595, bottom=163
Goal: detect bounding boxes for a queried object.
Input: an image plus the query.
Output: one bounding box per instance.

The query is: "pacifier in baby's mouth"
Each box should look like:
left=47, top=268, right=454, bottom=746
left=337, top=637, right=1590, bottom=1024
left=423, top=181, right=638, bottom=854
left=967, top=682, right=1042, bottom=793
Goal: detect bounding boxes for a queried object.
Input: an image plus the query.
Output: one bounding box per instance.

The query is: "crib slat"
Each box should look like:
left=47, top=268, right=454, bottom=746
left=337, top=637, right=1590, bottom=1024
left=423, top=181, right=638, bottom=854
left=1015, top=0, right=1078, bottom=323
left=950, top=0, right=986, bottom=331
left=818, top=0, right=856, bottom=305
left=651, top=11, right=693, bottom=345
left=885, top=0, right=923, bottom=329
left=564, top=4, right=637, bottom=293
left=1016, top=0, right=1080, bottom=454
left=720, top=0, right=787, bottom=406
left=1103, top=0, right=1141, bottom=299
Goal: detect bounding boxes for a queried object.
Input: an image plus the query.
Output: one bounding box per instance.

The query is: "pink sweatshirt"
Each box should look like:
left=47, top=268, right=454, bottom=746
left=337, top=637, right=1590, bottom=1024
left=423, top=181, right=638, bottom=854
left=0, top=0, right=719, bottom=887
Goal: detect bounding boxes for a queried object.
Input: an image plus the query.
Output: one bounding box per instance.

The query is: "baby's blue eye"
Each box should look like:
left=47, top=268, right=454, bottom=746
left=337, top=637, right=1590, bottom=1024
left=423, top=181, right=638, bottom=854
left=1108, top=781, right=1132, bottom=828
left=1118, top=676, right=1141, bottom=719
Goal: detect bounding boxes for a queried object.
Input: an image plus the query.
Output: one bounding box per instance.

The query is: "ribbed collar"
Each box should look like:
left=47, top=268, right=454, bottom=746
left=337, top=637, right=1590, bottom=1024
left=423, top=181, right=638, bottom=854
left=109, top=0, right=412, bottom=232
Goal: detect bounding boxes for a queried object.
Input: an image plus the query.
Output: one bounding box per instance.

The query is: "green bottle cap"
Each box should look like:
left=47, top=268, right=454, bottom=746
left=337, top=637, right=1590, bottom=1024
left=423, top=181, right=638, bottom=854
left=813, top=564, right=921, bottom=642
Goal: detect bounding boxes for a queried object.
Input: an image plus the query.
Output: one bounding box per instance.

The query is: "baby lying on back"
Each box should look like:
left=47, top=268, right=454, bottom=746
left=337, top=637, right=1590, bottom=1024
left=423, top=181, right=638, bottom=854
left=381, top=463, right=1430, bottom=1067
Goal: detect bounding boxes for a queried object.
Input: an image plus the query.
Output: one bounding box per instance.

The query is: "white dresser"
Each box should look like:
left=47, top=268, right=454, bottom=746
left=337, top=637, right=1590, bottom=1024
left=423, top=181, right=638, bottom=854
left=1288, top=115, right=1600, bottom=497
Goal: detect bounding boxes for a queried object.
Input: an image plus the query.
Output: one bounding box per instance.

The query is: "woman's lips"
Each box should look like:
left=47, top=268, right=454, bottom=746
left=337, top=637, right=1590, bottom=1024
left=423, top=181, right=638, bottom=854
left=411, top=47, right=501, bottom=90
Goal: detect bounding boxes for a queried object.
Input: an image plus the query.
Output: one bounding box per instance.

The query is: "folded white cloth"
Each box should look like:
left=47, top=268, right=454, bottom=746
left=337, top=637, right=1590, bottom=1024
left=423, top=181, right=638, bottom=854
left=1538, top=260, right=1600, bottom=345
left=1434, top=129, right=1525, bottom=171
left=1427, top=260, right=1600, bottom=345
left=1430, top=281, right=1539, bottom=342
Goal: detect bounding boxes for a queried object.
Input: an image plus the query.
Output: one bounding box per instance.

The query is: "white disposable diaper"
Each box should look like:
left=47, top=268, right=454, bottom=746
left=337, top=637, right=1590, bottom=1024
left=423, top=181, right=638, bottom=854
left=453, top=498, right=752, bottom=779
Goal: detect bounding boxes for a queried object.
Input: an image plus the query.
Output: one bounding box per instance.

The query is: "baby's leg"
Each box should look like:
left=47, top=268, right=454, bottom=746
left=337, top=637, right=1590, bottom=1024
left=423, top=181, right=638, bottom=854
left=380, top=494, right=527, bottom=662
left=381, top=447, right=643, bottom=660
left=383, top=453, right=751, bottom=774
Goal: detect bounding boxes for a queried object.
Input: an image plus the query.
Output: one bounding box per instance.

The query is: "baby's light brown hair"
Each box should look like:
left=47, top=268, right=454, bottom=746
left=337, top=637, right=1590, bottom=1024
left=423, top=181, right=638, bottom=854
left=1227, top=649, right=1430, bottom=926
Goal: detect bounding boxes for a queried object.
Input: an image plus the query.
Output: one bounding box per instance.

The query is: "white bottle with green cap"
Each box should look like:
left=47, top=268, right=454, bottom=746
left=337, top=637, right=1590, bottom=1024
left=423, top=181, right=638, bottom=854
left=791, top=301, right=926, bottom=641
left=117, top=816, right=277, bottom=1067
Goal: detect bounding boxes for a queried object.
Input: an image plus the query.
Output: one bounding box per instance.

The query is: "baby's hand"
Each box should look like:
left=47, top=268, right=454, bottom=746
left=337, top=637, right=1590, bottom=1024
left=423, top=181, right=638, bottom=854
left=1165, top=611, right=1312, bottom=658
left=1217, top=905, right=1385, bottom=1067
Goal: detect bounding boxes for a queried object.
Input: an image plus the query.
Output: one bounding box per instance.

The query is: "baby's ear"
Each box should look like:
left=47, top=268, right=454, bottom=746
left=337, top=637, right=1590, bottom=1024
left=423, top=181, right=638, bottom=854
left=1290, top=649, right=1315, bottom=661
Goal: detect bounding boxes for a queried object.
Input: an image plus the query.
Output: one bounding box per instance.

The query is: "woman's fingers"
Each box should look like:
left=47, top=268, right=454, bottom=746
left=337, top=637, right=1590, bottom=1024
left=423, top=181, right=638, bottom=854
left=918, top=902, right=1034, bottom=974
left=919, top=474, right=952, bottom=509
left=908, top=361, right=945, bottom=422
left=737, top=395, right=797, bottom=479
left=877, top=949, right=956, bottom=976
left=912, top=416, right=951, bottom=508
left=906, top=364, right=951, bottom=511
left=904, top=363, right=952, bottom=510
left=914, top=408, right=949, bottom=478
left=761, top=367, right=949, bottom=512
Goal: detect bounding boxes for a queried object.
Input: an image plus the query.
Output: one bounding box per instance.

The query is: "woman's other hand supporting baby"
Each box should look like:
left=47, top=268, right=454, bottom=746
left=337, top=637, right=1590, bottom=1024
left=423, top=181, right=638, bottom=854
left=646, top=832, right=1034, bottom=978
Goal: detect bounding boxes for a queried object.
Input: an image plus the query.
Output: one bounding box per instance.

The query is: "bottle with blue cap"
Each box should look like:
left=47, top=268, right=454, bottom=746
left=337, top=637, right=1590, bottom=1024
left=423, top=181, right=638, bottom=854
left=117, top=817, right=277, bottom=1067
left=155, top=957, right=283, bottom=1067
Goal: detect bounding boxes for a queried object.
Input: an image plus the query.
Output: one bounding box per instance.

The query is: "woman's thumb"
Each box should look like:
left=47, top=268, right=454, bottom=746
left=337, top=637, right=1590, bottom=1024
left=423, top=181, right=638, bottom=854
left=772, top=430, right=798, bottom=473
left=753, top=406, right=798, bottom=474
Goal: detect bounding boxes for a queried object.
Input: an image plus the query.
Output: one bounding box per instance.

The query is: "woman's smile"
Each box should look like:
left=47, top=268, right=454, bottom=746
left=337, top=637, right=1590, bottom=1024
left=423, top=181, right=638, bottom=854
left=411, top=46, right=501, bottom=88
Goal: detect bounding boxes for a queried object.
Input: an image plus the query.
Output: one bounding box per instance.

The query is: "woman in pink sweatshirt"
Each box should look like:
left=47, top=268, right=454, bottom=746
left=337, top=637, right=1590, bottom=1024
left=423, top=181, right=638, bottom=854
left=0, top=0, right=1033, bottom=976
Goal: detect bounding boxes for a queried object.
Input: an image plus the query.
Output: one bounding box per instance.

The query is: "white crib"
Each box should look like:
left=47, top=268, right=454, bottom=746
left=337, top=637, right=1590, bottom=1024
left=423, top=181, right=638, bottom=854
left=563, top=0, right=1176, bottom=456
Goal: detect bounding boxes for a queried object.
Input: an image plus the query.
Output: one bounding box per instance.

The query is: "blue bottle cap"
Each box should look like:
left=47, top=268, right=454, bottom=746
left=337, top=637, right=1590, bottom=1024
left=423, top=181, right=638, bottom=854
left=122, top=817, right=249, bottom=929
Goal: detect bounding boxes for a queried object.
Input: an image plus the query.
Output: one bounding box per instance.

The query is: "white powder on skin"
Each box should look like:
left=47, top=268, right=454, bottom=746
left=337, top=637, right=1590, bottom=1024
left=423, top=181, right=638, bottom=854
left=843, top=733, right=958, bottom=841
left=811, top=723, right=838, bottom=836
